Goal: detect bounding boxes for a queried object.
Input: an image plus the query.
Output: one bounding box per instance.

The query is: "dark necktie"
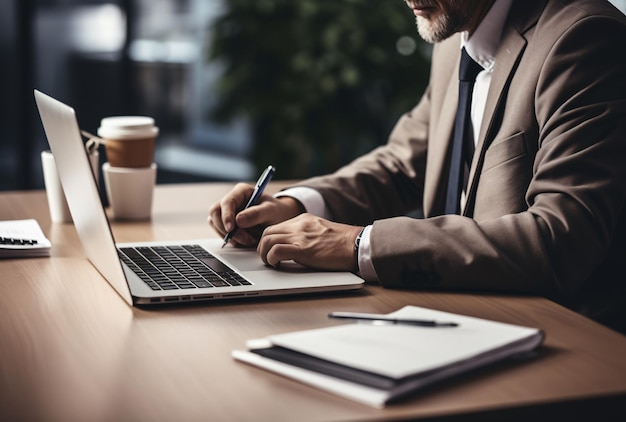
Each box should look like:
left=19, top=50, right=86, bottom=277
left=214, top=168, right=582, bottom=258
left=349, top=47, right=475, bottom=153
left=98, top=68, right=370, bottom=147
left=444, top=48, right=483, bottom=215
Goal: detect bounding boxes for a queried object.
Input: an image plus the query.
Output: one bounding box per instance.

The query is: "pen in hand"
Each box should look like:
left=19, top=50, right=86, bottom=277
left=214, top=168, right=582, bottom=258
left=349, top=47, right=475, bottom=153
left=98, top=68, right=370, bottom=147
left=328, top=311, right=459, bottom=327
left=222, top=165, right=276, bottom=248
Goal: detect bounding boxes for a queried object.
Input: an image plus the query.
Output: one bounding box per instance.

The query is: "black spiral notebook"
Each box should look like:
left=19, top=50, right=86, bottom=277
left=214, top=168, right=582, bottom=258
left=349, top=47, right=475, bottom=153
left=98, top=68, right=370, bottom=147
left=0, top=219, right=51, bottom=258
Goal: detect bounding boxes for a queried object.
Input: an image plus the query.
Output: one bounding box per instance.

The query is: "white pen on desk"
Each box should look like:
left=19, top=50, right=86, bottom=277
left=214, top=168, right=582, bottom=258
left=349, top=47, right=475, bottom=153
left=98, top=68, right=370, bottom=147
left=328, top=311, right=459, bottom=327
left=222, top=165, right=276, bottom=248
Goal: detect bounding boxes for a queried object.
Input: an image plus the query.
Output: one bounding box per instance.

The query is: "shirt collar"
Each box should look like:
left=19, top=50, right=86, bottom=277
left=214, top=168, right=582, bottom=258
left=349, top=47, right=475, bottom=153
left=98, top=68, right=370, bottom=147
left=461, top=0, right=513, bottom=72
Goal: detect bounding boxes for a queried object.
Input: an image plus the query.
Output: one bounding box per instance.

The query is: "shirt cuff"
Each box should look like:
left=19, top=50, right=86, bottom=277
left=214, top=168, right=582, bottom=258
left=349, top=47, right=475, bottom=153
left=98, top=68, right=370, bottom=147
left=274, top=187, right=332, bottom=219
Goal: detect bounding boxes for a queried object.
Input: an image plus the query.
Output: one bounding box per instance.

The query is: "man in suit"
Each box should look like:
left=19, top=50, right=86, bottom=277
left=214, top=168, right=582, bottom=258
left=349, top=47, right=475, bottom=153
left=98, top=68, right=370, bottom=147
left=209, top=0, right=626, bottom=333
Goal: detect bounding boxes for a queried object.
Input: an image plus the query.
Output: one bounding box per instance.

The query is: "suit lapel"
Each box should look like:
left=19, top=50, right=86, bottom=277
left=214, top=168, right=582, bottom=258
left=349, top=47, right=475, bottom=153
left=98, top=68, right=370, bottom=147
left=462, top=0, right=546, bottom=215
left=462, top=29, right=527, bottom=215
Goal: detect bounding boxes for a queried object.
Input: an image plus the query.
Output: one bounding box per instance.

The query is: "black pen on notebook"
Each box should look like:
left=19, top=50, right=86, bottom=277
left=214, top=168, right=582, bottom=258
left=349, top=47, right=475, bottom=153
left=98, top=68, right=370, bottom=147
left=328, top=311, right=459, bottom=327
left=222, top=165, right=276, bottom=248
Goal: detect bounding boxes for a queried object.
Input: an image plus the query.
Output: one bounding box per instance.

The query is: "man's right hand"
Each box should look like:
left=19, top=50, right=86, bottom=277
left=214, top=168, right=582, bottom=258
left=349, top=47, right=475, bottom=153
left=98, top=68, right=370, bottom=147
left=208, top=183, right=305, bottom=247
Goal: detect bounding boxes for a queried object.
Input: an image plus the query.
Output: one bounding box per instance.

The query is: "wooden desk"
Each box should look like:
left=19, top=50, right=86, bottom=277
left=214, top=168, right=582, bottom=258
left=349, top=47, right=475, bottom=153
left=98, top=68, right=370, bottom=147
left=1, top=184, right=625, bottom=421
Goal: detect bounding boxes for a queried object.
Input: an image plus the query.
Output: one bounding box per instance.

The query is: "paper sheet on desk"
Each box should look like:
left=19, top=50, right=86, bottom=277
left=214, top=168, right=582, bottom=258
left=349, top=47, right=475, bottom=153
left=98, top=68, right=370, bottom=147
left=233, top=305, right=544, bottom=408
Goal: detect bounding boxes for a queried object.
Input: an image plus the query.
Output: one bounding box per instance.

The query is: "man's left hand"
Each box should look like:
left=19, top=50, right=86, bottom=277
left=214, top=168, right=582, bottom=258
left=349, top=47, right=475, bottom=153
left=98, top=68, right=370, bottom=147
left=257, top=214, right=363, bottom=273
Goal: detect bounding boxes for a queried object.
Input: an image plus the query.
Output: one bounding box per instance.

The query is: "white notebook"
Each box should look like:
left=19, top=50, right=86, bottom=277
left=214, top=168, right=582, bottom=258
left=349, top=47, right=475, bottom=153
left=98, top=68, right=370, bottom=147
left=232, top=305, right=545, bottom=408
left=0, top=219, right=51, bottom=258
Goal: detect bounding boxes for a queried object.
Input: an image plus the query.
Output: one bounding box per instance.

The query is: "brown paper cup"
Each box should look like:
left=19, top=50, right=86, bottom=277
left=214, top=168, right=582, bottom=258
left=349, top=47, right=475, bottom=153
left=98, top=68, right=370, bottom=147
left=104, top=137, right=155, bottom=168
left=98, top=116, right=159, bottom=168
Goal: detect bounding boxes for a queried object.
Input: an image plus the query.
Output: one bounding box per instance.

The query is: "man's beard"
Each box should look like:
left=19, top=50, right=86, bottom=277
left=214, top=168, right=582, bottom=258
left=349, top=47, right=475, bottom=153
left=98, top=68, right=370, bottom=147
left=415, top=6, right=466, bottom=43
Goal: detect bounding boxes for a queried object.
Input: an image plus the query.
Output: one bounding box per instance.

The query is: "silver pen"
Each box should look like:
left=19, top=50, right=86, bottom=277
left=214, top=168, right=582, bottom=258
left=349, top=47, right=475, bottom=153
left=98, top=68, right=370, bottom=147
left=328, top=311, right=459, bottom=327
left=222, top=165, right=276, bottom=248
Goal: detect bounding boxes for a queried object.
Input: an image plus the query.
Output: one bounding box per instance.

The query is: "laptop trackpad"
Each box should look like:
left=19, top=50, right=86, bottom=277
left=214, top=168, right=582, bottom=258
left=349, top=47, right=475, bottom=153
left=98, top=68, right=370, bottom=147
left=219, top=251, right=309, bottom=273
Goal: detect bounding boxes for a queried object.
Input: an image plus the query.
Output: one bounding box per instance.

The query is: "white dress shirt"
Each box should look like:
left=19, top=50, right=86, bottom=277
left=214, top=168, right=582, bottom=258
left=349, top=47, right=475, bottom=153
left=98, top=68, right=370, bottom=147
left=276, top=0, right=513, bottom=281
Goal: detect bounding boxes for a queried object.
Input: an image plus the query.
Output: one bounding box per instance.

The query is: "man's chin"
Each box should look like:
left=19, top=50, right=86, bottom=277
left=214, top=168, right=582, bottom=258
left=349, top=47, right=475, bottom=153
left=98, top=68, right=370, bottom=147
left=416, top=17, right=453, bottom=44
left=416, top=22, right=439, bottom=43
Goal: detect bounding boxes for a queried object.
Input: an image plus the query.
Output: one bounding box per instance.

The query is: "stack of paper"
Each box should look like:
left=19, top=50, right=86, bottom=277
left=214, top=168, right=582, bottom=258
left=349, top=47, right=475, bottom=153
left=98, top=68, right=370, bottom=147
left=232, top=305, right=544, bottom=408
left=0, top=219, right=51, bottom=258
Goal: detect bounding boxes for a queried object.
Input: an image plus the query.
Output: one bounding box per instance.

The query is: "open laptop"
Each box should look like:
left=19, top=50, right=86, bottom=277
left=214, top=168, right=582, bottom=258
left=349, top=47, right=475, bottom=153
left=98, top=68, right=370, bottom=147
left=34, top=89, right=364, bottom=306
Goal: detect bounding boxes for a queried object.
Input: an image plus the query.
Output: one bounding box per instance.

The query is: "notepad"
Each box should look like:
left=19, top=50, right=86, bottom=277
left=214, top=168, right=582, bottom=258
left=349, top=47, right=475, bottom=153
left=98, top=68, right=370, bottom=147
left=232, top=305, right=545, bottom=408
left=0, top=219, right=51, bottom=258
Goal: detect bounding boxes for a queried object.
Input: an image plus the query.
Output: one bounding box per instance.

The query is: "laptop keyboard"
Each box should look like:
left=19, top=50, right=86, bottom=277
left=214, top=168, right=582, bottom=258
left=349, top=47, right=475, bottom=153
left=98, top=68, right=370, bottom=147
left=118, top=245, right=251, bottom=291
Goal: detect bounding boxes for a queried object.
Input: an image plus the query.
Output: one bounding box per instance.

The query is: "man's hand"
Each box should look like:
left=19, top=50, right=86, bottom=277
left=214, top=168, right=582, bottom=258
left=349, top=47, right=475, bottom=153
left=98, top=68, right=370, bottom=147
left=257, top=213, right=363, bottom=272
left=208, top=183, right=304, bottom=247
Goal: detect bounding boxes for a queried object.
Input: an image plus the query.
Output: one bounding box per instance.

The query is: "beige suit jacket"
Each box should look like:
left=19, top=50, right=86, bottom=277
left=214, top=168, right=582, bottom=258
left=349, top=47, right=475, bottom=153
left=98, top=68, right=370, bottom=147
left=295, top=0, right=626, bottom=331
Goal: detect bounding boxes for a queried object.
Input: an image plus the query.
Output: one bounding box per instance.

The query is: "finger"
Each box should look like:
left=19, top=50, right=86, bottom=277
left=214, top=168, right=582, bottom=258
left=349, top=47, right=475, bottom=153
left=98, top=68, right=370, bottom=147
left=257, top=230, right=275, bottom=266
left=265, top=243, right=301, bottom=268
left=208, top=203, right=227, bottom=235
left=208, top=216, right=226, bottom=238
left=221, top=183, right=253, bottom=232
left=236, top=198, right=273, bottom=228
left=220, top=197, right=239, bottom=233
left=258, top=229, right=295, bottom=265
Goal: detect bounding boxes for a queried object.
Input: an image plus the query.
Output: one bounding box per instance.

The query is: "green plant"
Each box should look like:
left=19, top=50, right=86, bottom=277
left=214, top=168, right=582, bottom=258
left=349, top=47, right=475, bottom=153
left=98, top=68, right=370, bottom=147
left=207, top=0, right=430, bottom=179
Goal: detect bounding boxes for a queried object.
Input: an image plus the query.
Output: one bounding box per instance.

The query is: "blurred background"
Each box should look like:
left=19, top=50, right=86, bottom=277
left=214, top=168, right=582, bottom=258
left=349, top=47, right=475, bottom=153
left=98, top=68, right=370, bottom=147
left=1, top=0, right=624, bottom=191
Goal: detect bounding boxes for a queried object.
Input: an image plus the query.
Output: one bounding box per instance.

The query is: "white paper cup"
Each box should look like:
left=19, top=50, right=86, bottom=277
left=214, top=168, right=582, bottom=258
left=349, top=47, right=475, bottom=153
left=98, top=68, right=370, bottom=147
left=41, top=150, right=99, bottom=223
left=103, top=162, right=156, bottom=220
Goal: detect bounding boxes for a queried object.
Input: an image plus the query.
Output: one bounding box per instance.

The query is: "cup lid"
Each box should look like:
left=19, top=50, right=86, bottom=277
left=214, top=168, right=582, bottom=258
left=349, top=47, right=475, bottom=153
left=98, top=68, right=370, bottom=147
left=97, top=116, right=159, bottom=140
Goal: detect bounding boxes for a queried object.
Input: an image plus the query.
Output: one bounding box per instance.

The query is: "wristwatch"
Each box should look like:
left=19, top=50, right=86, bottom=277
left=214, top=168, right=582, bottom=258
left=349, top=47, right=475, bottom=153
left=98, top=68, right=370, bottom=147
left=354, top=226, right=366, bottom=254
